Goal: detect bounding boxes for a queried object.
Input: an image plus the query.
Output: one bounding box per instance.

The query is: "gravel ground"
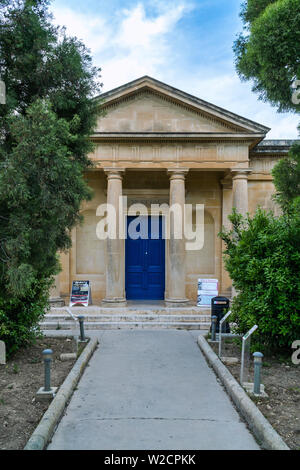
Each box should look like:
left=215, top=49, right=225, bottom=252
left=0, top=336, right=80, bottom=450
left=210, top=340, right=300, bottom=450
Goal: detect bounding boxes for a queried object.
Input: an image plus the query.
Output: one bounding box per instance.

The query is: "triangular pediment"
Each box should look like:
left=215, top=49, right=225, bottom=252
left=94, top=76, right=270, bottom=136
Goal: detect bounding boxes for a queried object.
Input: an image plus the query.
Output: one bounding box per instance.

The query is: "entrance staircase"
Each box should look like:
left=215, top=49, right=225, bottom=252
left=40, top=303, right=211, bottom=331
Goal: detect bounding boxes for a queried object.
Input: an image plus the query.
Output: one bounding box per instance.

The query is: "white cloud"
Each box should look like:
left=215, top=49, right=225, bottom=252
left=51, top=6, right=110, bottom=55
left=50, top=1, right=299, bottom=138
left=100, top=3, right=189, bottom=88
left=117, top=3, right=186, bottom=48
left=173, top=70, right=299, bottom=138
left=51, top=2, right=192, bottom=90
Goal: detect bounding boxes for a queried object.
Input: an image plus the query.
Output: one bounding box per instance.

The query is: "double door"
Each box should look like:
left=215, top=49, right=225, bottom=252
left=125, top=216, right=165, bottom=300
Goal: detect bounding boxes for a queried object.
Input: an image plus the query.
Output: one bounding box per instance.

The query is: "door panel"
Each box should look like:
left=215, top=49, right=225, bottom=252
left=125, top=216, right=165, bottom=300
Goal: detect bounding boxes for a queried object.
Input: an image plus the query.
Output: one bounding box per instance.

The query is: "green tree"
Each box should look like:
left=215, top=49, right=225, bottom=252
left=0, top=0, right=102, bottom=355
left=272, top=138, right=300, bottom=211
left=219, top=208, right=300, bottom=352
left=0, top=0, right=102, bottom=163
left=1, top=99, right=92, bottom=294
left=234, top=0, right=300, bottom=212
left=225, top=1, right=300, bottom=353
left=234, top=0, right=300, bottom=112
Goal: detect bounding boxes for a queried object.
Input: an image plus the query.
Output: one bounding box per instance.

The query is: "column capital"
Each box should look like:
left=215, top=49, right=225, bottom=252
left=167, top=168, right=189, bottom=181
left=104, top=168, right=125, bottom=181
left=220, top=178, right=232, bottom=190
left=231, top=168, right=252, bottom=180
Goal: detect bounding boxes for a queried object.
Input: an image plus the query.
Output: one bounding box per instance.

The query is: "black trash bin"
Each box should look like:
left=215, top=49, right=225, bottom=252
left=211, top=296, right=230, bottom=333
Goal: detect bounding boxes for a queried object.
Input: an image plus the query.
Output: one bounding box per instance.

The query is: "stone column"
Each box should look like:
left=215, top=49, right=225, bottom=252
left=231, top=169, right=251, bottom=298
left=102, top=169, right=126, bottom=306
left=165, top=169, right=189, bottom=306
left=220, top=178, right=233, bottom=297
left=231, top=169, right=251, bottom=216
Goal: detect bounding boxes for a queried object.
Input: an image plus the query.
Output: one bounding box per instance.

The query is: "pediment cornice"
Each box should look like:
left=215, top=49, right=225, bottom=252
left=94, top=76, right=270, bottom=137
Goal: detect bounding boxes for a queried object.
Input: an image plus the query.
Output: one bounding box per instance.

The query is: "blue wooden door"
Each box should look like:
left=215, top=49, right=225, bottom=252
left=125, top=216, right=165, bottom=300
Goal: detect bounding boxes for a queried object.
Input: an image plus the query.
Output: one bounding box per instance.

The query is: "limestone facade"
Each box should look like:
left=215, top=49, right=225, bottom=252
left=52, top=77, right=295, bottom=305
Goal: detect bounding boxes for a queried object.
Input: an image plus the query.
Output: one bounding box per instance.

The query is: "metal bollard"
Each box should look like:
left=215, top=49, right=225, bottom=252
left=253, top=352, right=264, bottom=395
left=42, top=349, right=53, bottom=392
left=78, top=315, right=86, bottom=342
left=211, top=315, right=217, bottom=341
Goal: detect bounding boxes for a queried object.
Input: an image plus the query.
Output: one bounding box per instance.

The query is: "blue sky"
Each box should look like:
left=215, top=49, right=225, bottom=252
left=50, top=0, right=299, bottom=138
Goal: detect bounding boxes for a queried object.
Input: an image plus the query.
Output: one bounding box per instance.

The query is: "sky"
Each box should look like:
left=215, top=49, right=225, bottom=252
left=50, top=0, right=299, bottom=139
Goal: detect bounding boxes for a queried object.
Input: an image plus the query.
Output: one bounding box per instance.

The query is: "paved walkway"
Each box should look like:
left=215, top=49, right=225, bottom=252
left=47, top=330, right=259, bottom=450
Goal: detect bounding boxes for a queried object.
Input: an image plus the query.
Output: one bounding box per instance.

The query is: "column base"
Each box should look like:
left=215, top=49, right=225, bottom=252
left=101, top=298, right=127, bottom=308
left=164, top=298, right=190, bottom=308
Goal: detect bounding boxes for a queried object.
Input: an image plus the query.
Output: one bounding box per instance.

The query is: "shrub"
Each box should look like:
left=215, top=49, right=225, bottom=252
left=219, top=206, right=300, bottom=352
left=0, top=278, right=51, bottom=358
left=0, top=0, right=101, bottom=357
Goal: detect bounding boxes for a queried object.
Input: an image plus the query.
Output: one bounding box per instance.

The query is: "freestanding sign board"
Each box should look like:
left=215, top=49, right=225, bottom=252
left=69, top=281, right=91, bottom=307
left=197, top=279, right=218, bottom=306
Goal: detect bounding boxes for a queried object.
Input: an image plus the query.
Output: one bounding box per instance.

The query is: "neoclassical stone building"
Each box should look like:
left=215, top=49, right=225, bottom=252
left=51, top=76, right=293, bottom=306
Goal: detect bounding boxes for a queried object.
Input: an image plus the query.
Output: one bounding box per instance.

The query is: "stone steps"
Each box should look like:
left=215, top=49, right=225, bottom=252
left=49, top=306, right=210, bottom=315
left=40, top=306, right=211, bottom=330
left=43, top=313, right=212, bottom=321
left=41, top=321, right=210, bottom=330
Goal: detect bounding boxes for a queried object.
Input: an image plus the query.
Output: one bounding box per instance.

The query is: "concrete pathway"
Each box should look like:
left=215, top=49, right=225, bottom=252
left=47, top=330, right=259, bottom=450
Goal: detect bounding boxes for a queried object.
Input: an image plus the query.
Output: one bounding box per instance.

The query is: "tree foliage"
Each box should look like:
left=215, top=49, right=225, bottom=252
left=0, top=99, right=92, bottom=295
left=225, top=0, right=300, bottom=353
left=0, top=0, right=102, bottom=163
left=235, top=0, right=300, bottom=217
left=0, top=0, right=102, bottom=355
left=220, top=208, right=300, bottom=351
left=234, top=0, right=300, bottom=112
left=272, top=139, right=300, bottom=211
